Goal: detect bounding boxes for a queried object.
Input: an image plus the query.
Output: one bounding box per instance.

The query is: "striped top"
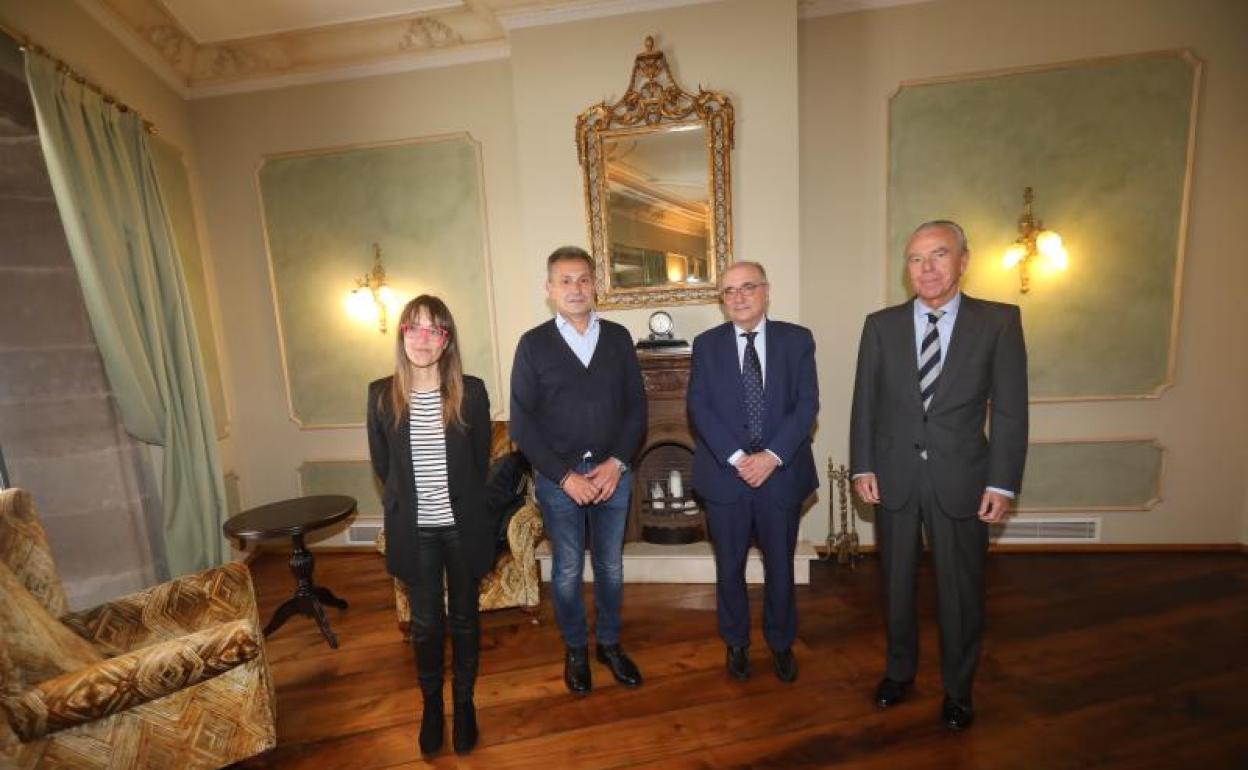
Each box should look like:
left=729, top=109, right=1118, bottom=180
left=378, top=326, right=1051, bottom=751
left=409, top=389, right=454, bottom=528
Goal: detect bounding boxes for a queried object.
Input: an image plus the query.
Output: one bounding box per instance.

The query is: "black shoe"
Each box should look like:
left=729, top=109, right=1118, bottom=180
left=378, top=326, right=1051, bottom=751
left=771, top=647, right=798, bottom=683
left=452, top=699, right=478, bottom=755
left=941, top=696, right=974, bottom=731
left=874, top=677, right=913, bottom=709
left=596, top=643, right=643, bottom=687
left=726, top=645, right=750, bottom=681
left=418, top=697, right=444, bottom=755
left=564, top=646, right=591, bottom=696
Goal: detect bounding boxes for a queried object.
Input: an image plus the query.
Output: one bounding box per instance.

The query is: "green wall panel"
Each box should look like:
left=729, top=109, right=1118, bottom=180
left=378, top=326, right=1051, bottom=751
left=259, top=135, right=498, bottom=427
left=298, top=461, right=381, bottom=518
left=1017, top=441, right=1162, bottom=511
left=888, top=53, right=1197, bottom=399
left=150, top=138, right=229, bottom=438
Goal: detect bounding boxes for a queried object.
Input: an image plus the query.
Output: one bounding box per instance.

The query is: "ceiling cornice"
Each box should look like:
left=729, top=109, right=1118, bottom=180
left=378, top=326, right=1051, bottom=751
left=496, top=0, right=721, bottom=32
left=797, top=0, right=933, bottom=20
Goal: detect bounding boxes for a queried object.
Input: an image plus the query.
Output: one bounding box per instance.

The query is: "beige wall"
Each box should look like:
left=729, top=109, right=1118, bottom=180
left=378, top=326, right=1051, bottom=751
left=799, top=0, right=1248, bottom=545
left=7, top=0, right=1243, bottom=548
left=187, top=0, right=800, bottom=534
left=508, top=0, right=800, bottom=342
left=188, top=59, right=522, bottom=519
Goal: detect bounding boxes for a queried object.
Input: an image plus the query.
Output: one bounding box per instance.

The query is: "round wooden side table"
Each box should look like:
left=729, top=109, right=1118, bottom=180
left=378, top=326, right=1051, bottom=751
left=223, top=494, right=356, bottom=649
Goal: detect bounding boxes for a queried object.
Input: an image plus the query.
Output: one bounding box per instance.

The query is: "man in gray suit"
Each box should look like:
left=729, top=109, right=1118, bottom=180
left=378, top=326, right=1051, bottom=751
left=850, top=220, right=1028, bottom=731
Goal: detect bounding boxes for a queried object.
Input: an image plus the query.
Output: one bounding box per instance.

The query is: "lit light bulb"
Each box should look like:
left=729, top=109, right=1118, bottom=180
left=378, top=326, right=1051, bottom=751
left=1002, top=243, right=1027, bottom=269
left=1036, top=230, right=1068, bottom=271
left=377, top=284, right=395, bottom=304
left=346, top=287, right=378, bottom=324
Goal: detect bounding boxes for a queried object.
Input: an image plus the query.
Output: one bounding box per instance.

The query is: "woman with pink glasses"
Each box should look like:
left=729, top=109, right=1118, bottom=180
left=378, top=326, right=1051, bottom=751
left=366, top=295, right=492, bottom=756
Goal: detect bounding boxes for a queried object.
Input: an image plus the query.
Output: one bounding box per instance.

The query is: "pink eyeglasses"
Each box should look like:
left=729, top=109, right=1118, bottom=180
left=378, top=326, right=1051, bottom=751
left=400, top=323, right=449, bottom=341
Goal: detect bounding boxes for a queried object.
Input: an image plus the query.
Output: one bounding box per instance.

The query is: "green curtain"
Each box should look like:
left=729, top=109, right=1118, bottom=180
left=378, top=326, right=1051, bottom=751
left=24, top=52, right=227, bottom=576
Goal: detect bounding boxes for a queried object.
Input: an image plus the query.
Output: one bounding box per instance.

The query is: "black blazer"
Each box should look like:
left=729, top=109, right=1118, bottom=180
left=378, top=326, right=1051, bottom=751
left=849, top=295, right=1029, bottom=518
left=688, top=320, right=820, bottom=509
left=366, top=374, right=496, bottom=582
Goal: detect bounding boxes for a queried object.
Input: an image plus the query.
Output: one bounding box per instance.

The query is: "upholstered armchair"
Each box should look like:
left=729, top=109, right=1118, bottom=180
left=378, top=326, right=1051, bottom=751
left=0, top=488, right=276, bottom=770
left=376, top=422, right=544, bottom=639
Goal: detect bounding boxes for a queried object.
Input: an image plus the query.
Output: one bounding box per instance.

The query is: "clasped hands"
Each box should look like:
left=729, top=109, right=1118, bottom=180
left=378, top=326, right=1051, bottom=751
left=559, top=460, right=623, bottom=506
left=735, top=451, right=779, bottom=488
left=852, top=473, right=1011, bottom=523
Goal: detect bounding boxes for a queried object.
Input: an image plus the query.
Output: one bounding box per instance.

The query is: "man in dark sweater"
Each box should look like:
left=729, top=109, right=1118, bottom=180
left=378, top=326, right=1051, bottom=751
left=510, top=246, right=647, bottom=696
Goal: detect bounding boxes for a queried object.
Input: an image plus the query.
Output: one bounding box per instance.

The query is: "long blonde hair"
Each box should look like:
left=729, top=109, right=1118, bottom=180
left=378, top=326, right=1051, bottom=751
left=385, top=295, right=465, bottom=430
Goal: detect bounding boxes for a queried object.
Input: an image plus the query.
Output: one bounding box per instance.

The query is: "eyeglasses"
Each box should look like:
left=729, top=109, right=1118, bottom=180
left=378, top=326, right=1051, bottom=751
left=720, top=281, right=767, bottom=300
left=400, top=323, right=449, bottom=341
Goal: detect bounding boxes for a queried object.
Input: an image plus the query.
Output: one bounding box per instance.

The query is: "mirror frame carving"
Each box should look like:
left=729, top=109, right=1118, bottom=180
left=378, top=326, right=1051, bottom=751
left=576, top=36, right=734, bottom=308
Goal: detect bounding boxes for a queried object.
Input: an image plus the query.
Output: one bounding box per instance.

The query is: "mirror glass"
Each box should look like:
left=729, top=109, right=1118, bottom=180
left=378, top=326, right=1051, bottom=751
left=603, top=125, right=711, bottom=290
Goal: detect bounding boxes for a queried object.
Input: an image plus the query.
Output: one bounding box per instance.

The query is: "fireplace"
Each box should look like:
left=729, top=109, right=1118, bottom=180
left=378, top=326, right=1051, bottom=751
left=627, top=350, right=705, bottom=544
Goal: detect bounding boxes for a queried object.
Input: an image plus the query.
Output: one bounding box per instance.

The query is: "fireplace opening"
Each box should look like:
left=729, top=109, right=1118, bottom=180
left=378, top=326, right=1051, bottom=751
left=629, top=441, right=705, bottom=545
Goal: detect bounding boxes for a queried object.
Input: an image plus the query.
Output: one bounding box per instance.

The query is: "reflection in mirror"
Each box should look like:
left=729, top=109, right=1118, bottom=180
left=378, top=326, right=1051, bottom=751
left=605, top=125, right=710, bottom=290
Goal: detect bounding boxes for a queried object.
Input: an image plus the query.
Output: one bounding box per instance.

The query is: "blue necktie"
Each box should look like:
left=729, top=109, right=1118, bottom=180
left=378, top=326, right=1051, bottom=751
left=742, top=331, right=764, bottom=452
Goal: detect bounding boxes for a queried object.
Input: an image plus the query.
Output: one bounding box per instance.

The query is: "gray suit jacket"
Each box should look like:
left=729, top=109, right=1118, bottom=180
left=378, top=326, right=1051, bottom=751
left=849, top=295, right=1029, bottom=518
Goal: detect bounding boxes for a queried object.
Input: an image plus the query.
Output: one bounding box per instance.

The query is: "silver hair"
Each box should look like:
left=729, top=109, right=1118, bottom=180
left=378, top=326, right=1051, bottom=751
left=910, top=220, right=969, bottom=255
left=719, top=260, right=768, bottom=288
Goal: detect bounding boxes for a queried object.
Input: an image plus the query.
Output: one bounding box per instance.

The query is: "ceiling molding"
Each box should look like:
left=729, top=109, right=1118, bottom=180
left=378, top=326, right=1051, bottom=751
left=797, top=0, right=933, bottom=19
left=496, top=0, right=722, bottom=32
left=185, top=40, right=509, bottom=99
left=76, top=0, right=192, bottom=97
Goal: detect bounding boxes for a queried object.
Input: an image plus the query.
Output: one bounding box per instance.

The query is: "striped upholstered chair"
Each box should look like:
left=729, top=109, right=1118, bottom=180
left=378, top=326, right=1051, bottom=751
left=376, top=421, right=544, bottom=639
left=0, top=488, right=276, bottom=769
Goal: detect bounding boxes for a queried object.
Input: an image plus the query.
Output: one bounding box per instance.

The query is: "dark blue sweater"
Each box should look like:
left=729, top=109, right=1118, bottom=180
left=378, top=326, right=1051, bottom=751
left=509, top=318, right=647, bottom=482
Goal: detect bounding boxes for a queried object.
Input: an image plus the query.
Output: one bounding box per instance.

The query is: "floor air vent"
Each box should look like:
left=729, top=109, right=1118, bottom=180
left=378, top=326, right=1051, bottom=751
left=346, top=522, right=383, bottom=546
left=991, top=517, right=1100, bottom=544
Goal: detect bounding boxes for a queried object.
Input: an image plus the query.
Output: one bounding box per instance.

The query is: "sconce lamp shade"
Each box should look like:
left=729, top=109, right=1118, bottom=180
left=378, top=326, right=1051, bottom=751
left=1002, top=187, right=1067, bottom=293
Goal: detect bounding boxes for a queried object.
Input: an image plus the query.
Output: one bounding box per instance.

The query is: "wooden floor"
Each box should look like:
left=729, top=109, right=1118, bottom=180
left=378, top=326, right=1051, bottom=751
left=233, top=549, right=1248, bottom=769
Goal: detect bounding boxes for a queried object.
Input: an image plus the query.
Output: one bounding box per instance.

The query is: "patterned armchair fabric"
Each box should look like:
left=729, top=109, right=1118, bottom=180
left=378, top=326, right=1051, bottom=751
left=0, top=488, right=276, bottom=770
left=376, top=421, right=545, bottom=638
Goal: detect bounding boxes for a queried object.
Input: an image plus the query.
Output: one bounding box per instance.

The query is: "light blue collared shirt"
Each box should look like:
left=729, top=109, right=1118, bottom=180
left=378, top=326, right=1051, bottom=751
left=912, top=292, right=961, bottom=365
left=555, top=311, right=600, bottom=367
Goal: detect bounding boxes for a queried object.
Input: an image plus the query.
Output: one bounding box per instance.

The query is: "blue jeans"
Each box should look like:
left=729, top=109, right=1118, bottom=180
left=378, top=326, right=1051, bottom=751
left=534, top=462, right=630, bottom=648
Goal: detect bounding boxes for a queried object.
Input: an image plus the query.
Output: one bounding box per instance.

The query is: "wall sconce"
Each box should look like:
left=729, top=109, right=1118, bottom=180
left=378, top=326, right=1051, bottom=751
left=346, top=242, right=395, bottom=333
left=1002, top=186, right=1068, bottom=293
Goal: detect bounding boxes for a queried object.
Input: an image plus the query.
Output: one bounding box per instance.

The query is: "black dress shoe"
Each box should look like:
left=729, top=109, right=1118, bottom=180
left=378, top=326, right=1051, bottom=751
left=596, top=643, right=643, bottom=687
left=726, top=645, right=750, bottom=681
left=452, top=699, right=478, bottom=755
left=564, top=646, right=591, bottom=696
left=941, top=696, right=974, bottom=731
left=418, top=697, right=444, bottom=755
left=874, top=677, right=913, bottom=709
left=771, top=647, right=798, bottom=683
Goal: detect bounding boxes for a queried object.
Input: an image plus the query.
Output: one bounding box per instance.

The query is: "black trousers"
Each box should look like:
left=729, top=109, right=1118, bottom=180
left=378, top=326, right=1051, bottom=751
left=407, top=526, right=481, bottom=703
left=876, top=468, right=989, bottom=704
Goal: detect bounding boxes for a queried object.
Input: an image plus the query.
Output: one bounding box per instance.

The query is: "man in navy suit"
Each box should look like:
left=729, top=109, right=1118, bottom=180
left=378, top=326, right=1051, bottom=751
left=688, top=261, right=819, bottom=683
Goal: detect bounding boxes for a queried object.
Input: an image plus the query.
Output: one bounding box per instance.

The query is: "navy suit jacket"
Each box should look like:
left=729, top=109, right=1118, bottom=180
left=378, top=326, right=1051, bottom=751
left=688, top=319, right=820, bottom=508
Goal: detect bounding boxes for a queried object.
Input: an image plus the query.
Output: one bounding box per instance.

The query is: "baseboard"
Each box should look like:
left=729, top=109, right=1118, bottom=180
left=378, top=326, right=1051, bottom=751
left=813, top=543, right=1245, bottom=556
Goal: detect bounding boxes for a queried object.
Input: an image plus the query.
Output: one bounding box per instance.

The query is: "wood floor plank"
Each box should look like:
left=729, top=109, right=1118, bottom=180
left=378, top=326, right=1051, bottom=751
left=229, top=550, right=1248, bottom=769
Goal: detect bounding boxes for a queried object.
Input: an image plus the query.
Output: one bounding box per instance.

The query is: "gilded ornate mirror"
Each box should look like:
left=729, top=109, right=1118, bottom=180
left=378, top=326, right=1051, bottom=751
left=576, top=37, right=734, bottom=309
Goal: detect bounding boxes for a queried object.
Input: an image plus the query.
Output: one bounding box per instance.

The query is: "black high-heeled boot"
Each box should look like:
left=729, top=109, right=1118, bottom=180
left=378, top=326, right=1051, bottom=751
left=418, top=689, right=444, bottom=755
left=452, top=699, right=477, bottom=755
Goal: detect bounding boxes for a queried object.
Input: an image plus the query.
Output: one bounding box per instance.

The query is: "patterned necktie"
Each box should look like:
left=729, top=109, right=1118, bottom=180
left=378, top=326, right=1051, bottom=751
left=918, top=310, right=946, bottom=411
left=742, top=331, right=764, bottom=452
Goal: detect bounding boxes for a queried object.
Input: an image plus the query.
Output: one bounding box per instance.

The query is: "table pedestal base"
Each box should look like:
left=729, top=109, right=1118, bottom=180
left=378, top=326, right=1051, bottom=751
left=264, top=533, right=348, bottom=648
